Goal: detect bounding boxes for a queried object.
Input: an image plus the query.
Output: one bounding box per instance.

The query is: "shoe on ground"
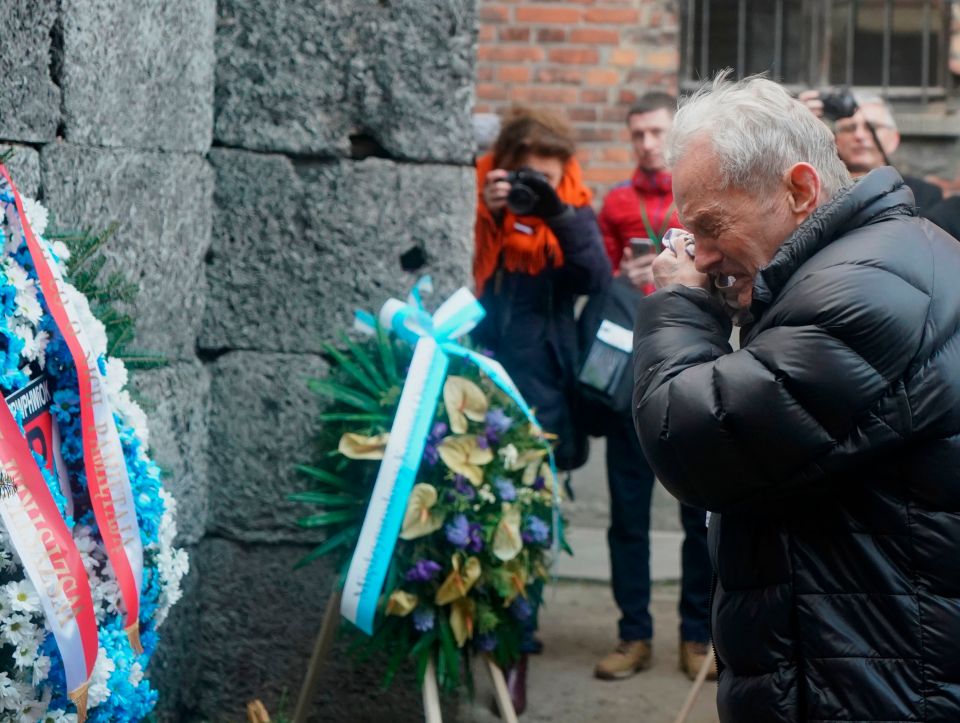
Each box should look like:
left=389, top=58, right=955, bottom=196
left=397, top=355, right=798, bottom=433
left=594, top=640, right=652, bottom=680
left=679, top=640, right=718, bottom=682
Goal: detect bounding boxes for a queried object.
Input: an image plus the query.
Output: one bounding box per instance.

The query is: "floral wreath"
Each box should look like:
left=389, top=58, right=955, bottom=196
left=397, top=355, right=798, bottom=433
left=0, top=193, right=187, bottom=722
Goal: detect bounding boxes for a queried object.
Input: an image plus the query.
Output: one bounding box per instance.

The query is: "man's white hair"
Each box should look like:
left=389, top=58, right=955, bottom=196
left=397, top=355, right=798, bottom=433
left=853, top=92, right=897, bottom=130
left=667, top=72, right=852, bottom=199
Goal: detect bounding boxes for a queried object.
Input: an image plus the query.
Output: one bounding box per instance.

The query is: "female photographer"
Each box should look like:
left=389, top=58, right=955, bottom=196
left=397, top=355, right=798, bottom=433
left=473, top=106, right=611, bottom=714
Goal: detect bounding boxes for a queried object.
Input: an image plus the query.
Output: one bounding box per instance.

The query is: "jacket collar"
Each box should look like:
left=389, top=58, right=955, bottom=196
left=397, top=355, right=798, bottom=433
left=751, top=167, right=916, bottom=311
left=632, top=167, right=672, bottom=195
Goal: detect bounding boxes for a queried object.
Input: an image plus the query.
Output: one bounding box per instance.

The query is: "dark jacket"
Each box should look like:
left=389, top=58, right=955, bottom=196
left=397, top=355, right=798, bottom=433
left=904, top=173, right=943, bottom=216
left=632, top=168, right=960, bottom=721
left=474, top=206, right=611, bottom=469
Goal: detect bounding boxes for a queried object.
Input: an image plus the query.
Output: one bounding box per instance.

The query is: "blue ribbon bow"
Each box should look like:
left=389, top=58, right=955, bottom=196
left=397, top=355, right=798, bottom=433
left=341, top=277, right=561, bottom=635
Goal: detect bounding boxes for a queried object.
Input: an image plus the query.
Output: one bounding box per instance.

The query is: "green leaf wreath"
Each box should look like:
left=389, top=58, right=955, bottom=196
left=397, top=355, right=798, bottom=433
left=294, top=327, right=568, bottom=691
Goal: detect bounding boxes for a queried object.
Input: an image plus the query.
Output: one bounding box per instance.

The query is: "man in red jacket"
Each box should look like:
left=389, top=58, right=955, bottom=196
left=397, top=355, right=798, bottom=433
left=593, top=92, right=714, bottom=683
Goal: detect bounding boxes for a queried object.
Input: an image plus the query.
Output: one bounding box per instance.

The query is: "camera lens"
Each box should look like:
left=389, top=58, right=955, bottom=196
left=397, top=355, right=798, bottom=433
left=507, top=185, right=538, bottom=216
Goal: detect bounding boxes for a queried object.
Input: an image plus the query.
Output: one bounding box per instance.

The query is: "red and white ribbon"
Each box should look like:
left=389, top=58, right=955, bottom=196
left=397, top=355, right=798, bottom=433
left=0, top=166, right=145, bottom=654
left=0, top=398, right=97, bottom=720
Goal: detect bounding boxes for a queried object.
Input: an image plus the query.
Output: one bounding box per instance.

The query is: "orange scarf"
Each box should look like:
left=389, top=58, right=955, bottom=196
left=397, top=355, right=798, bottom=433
left=474, top=153, right=593, bottom=294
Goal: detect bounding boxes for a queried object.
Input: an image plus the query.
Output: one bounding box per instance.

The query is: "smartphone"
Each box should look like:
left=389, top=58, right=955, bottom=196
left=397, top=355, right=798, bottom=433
left=629, top=238, right=656, bottom=257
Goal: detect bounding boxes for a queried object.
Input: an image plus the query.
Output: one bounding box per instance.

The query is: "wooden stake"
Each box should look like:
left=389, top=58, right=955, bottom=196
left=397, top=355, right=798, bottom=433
left=292, top=588, right=343, bottom=723
left=673, top=648, right=716, bottom=723
left=485, top=655, right=519, bottom=723
left=422, top=656, right=443, bottom=723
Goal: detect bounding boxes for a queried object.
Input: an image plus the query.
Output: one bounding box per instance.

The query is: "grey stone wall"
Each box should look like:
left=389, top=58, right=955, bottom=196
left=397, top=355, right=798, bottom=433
left=1, top=1, right=476, bottom=720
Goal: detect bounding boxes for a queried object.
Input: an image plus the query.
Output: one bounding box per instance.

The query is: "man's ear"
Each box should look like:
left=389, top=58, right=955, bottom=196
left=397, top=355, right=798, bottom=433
left=785, top=163, right=821, bottom=215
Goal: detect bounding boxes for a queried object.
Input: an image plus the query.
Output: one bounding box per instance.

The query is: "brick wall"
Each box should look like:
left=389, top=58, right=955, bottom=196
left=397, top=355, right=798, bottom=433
left=476, top=0, right=680, bottom=203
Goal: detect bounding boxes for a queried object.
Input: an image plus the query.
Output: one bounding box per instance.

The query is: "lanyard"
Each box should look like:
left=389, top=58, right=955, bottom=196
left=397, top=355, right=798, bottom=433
left=639, top=197, right=676, bottom=248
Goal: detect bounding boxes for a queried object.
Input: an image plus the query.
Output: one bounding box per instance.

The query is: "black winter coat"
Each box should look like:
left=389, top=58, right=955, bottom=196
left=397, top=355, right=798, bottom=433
left=474, top=206, right=611, bottom=469
left=632, top=168, right=960, bottom=721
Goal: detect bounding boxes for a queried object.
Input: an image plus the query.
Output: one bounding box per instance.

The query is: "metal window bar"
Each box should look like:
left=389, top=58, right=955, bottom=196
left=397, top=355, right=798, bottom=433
left=882, top=0, right=893, bottom=94
left=846, top=0, right=857, bottom=87
left=773, top=0, right=784, bottom=80
left=922, top=0, right=932, bottom=105
left=685, top=0, right=696, bottom=81
left=737, top=0, right=747, bottom=79
left=700, top=0, right=710, bottom=80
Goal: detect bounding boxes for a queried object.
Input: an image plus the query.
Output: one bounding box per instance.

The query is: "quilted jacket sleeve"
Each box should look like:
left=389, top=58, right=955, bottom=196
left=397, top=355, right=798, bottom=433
left=633, top=261, right=931, bottom=513
left=548, top=205, right=612, bottom=295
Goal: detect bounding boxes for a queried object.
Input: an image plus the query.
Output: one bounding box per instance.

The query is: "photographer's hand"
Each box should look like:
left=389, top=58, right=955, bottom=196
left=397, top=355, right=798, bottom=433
left=620, top=247, right=655, bottom=290
left=482, top=169, right=511, bottom=215
left=514, top=170, right=567, bottom=219
left=653, top=235, right=709, bottom=290
left=799, top=89, right=825, bottom=119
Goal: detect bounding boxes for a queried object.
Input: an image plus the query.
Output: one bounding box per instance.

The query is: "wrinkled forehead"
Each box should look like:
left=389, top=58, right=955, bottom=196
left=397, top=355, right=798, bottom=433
left=857, top=103, right=895, bottom=128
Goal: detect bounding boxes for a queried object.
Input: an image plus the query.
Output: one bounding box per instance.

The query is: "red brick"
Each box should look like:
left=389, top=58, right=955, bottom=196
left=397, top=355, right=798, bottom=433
left=515, top=6, right=582, bottom=23
left=497, top=65, right=532, bottom=83
left=499, top=26, right=531, bottom=42
left=585, top=68, right=620, bottom=87
left=582, top=88, right=608, bottom=103
left=577, top=127, right=616, bottom=142
left=478, top=45, right=545, bottom=62
left=547, top=47, right=600, bottom=65
left=568, top=106, right=598, bottom=122
left=535, top=28, right=567, bottom=43
left=642, top=48, right=679, bottom=71
left=600, top=106, right=630, bottom=123
left=610, top=48, right=639, bottom=67
left=480, top=4, right=510, bottom=22
left=601, top=146, right=632, bottom=163
left=477, top=65, right=494, bottom=82
left=477, top=83, right=510, bottom=101
left=582, top=165, right=631, bottom=184
left=584, top=7, right=639, bottom=23
left=479, top=25, right=495, bottom=42
left=618, top=89, right=638, bottom=104
left=536, top=66, right=584, bottom=84
left=510, top=86, right=580, bottom=104
left=569, top=28, right=620, bottom=45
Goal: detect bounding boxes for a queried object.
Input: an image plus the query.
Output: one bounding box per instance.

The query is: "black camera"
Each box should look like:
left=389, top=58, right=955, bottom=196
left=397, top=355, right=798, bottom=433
left=818, top=88, right=858, bottom=121
left=505, top=168, right=549, bottom=216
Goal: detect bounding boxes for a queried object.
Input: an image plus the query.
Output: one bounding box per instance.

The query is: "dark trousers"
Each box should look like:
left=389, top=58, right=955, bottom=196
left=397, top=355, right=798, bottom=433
left=606, top=417, right=712, bottom=643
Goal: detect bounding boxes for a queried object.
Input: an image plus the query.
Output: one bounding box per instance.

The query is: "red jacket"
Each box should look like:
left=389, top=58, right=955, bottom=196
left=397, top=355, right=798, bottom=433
left=598, top=167, right=681, bottom=271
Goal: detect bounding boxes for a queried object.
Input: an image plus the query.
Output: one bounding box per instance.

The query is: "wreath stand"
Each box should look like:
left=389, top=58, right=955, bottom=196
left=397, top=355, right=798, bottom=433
left=672, top=648, right=716, bottom=723
left=290, top=589, right=519, bottom=723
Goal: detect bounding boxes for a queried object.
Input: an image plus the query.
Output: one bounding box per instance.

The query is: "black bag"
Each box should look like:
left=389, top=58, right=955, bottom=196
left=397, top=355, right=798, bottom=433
left=575, top=276, right=645, bottom=435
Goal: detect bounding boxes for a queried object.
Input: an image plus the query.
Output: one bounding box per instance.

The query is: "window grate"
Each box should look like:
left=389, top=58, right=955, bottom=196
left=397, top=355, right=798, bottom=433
left=680, top=0, right=957, bottom=107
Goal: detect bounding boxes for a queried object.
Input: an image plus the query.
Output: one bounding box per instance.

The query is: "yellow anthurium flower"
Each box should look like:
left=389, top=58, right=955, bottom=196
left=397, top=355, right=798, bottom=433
left=492, top=504, right=523, bottom=561
left=399, top=484, right=446, bottom=540
left=435, top=554, right=481, bottom=605
left=338, top=432, right=389, bottom=460
left=494, top=559, right=529, bottom=606
left=385, top=590, right=418, bottom=617
left=437, top=435, right=494, bottom=487
left=517, top=451, right=549, bottom=486
left=449, top=597, right=477, bottom=648
left=443, top=376, right=489, bottom=434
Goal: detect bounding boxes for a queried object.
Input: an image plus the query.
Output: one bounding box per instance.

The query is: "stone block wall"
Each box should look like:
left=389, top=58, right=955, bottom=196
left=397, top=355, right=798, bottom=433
left=475, top=0, right=679, bottom=200
left=0, top=0, right=477, bottom=721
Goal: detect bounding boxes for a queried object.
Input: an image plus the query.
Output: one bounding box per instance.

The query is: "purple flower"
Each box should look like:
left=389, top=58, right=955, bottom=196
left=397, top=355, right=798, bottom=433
left=510, top=597, right=532, bottom=621
left=494, top=478, right=516, bottom=502
left=533, top=475, right=546, bottom=491
left=485, top=409, right=514, bottom=435
left=476, top=435, right=490, bottom=450
left=454, top=475, right=476, bottom=500
left=475, top=633, right=497, bottom=652
left=424, top=422, right=449, bottom=467
left=467, top=523, right=485, bottom=553
left=445, top=514, right=471, bottom=548
left=413, top=607, right=436, bottom=632
left=405, top=559, right=442, bottom=583
left=522, top=515, right=551, bottom=546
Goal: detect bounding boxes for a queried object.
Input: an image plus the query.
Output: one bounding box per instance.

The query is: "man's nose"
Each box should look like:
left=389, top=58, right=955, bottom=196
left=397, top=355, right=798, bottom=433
left=693, top=245, right=722, bottom=274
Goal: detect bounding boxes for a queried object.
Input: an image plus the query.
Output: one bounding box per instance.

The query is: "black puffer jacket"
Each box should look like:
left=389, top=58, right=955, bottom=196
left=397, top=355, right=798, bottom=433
left=632, top=168, right=960, bottom=722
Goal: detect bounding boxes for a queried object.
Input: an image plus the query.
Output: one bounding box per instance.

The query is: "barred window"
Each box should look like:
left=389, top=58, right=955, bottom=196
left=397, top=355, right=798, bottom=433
left=680, top=0, right=957, bottom=104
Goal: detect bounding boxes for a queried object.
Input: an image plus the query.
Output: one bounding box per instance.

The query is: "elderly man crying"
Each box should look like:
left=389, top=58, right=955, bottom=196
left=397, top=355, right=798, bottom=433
left=633, top=73, right=960, bottom=722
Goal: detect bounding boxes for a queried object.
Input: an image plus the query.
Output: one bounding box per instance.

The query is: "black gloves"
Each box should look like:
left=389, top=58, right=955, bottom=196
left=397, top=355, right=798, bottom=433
left=506, top=168, right=569, bottom=220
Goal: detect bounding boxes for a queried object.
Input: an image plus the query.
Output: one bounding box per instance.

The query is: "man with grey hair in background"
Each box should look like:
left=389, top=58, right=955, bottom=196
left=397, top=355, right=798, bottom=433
left=633, top=73, right=960, bottom=721
left=801, top=89, right=944, bottom=214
